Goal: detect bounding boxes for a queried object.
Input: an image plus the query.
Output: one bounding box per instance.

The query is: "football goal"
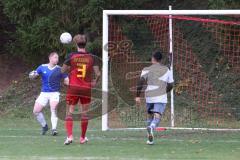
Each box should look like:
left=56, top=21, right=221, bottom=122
left=102, top=7, right=240, bottom=131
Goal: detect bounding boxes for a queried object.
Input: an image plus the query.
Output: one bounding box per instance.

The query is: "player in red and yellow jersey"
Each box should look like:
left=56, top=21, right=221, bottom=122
left=61, top=34, right=101, bottom=145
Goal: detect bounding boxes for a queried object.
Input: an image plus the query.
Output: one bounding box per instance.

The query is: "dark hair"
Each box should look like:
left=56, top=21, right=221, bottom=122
left=152, top=51, right=162, bottom=62
left=73, top=34, right=87, bottom=48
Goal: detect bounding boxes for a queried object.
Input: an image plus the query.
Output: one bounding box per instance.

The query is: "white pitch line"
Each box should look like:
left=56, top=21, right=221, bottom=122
left=0, top=128, right=100, bottom=132
left=0, top=156, right=110, bottom=160
left=0, top=156, right=203, bottom=160
left=0, top=157, right=160, bottom=160
left=2, top=127, right=240, bottom=132
left=0, top=135, right=240, bottom=143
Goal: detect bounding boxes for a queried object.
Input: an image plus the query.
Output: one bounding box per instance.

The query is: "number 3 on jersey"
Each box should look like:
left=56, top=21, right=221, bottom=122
left=77, top=64, right=87, bottom=78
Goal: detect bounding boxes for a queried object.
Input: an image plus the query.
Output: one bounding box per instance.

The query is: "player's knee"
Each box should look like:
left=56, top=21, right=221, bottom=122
left=50, top=102, right=59, bottom=110
left=148, top=113, right=154, bottom=117
left=50, top=107, right=56, bottom=113
left=33, top=102, right=43, bottom=113
left=65, top=115, right=73, bottom=121
left=81, top=114, right=89, bottom=121
left=33, top=110, right=39, bottom=116
left=154, top=112, right=161, bottom=119
left=66, top=110, right=73, bottom=117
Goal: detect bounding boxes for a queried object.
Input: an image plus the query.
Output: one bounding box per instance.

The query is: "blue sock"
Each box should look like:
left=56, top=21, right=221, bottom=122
left=147, top=118, right=153, bottom=127
left=150, top=117, right=161, bottom=129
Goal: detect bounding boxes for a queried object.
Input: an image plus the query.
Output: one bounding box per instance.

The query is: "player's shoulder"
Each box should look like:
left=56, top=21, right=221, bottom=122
left=81, top=51, right=95, bottom=58
left=66, top=52, right=74, bottom=58
left=87, top=51, right=94, bottom=55
left=160, top=64, right=169, bottom=70
left=53, top=65, right=61, bottom=71
left=66, top=52, right=82, bottom=58
left=143, top=66, right=151, bottom=71
left=39, top=64, right=48, bottom=68
left=56, top=65, right=64, bottom=72
left=87, top=52, right=97, bottom=60
left=141, top=67, right=150, bottom=76
left=158, top=64, right=170, bottom=75
left=55, top=65, right=61, bottom=68
left=66, top=52, right=86, bottom=58
left=152, top=63, right=169, bottom=70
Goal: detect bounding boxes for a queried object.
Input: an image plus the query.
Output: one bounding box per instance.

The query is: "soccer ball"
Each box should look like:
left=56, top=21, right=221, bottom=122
left=60, top=32, right=72, bottom=44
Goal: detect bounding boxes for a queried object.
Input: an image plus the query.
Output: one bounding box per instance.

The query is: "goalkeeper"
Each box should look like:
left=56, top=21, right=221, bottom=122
left=29, top=52, right=69, bottom=135
left=135, top=51, right=174, bottom=145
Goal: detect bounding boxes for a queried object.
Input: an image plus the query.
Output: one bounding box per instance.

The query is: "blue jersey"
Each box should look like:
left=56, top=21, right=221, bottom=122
left=36, top=64, right=68, bottom=92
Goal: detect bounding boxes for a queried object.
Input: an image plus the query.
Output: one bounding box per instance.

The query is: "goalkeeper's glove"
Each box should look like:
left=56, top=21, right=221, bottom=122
left=29, top=70, right=38, bottom=80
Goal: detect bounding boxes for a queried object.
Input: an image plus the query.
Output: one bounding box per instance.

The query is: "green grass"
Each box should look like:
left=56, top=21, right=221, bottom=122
left=0, top=117, right=240, bottom=160
left=0, top=71, right=239, bottom=160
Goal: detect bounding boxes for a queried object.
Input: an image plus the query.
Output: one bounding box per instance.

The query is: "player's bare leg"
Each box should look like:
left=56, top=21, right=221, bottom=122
left=79, top=103, right=89, bottom=144
left=33, top=102, right=48, bottom=135
left=49, top=100, right=59, bottom=136
left=64, top=104, right=74, bottom=145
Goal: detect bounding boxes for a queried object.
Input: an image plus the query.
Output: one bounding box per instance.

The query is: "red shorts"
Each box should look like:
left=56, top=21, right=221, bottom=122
left=66, top=87, right=91, bottom=105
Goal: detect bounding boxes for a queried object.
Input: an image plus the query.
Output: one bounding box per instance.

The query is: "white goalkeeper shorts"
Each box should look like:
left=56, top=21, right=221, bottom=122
left=36, top=92, right=60, bottom=107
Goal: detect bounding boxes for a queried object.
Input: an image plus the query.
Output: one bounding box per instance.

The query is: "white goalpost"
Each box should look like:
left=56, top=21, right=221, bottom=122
left=102, top=10, right=109, bottom=131
left=102, top=7, right=240, bottom=131
left=168, top=6, right=174, bottom=128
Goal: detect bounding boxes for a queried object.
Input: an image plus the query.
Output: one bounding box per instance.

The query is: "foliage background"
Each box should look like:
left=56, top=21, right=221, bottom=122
left=1, top=0, right=239, bottom=64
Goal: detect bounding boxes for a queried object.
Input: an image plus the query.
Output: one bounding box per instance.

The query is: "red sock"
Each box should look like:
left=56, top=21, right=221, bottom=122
left=81, top=117, right=88, bottom=138
left=65, top=116, right=73, bottom=138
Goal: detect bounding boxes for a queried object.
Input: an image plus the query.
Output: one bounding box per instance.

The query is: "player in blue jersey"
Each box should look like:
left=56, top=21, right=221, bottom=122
left=29, top=52, right=69, bottom=135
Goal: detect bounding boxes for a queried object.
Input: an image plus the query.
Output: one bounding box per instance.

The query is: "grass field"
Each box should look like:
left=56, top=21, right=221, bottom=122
left=0, top=117, right=240, bottom=160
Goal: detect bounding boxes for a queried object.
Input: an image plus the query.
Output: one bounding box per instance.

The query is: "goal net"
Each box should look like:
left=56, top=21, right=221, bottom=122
left=102, top=10, right=240, bottom=131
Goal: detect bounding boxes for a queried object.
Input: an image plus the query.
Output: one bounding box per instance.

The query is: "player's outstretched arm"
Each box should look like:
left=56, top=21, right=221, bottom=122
left=61, top=64, right=70, bottom=74
left=166, top=68, right=174, bottom=93
left=166, top=83, right=174, bottom=93
left=135, top=77, right=145, bottom=105
left=92, top=66, right=101, bottom=87
left=63, top=77, right=69, bottom=86
left=135, top=68, right=148, bottom=105
left=29, top=70, right=39, bottom=80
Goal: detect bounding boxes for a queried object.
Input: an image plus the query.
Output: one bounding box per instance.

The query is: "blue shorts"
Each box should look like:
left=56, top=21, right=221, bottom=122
left=146, top=103, right=166, bottom=114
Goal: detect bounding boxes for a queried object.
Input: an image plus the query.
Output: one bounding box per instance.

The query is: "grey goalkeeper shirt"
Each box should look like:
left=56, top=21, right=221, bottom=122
left=140, top=63, right=174, bottom=103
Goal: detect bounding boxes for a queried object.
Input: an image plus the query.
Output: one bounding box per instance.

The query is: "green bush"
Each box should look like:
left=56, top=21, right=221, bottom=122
left=1, top=0, right=151, bottom=64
